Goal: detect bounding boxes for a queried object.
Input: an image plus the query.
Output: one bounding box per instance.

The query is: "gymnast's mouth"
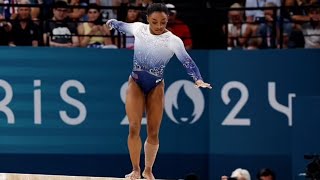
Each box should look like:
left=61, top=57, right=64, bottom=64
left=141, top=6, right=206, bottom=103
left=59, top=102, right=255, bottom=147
left=155, top=29, right=163, bottom=33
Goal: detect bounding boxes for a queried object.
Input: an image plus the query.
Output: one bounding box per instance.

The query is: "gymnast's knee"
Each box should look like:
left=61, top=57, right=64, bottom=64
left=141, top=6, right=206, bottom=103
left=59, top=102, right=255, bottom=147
left=129, top=123, right=141, bottom=138
left=147, top=126, right=160, bottom=141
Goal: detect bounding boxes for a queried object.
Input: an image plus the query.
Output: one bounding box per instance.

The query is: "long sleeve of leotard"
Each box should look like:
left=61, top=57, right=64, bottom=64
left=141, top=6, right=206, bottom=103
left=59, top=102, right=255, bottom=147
left=169, top=35, right=203, bottom=81
left=107, top=19, right=143, bottom=35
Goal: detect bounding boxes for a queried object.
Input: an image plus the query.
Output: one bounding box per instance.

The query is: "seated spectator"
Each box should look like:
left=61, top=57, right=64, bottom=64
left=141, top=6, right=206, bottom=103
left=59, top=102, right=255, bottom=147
left=166, top=3, right=193, bottom=50
left=258, top=2, right=292, bottom=48
left=124, top=4, right=141, bottom=49
left=138, top=0, right=153, bottom=23
left=245, top=0, right=281, bottom=23
left=29, top=0, right=42, bottom=21
left=302, top=4, right=320, bottom=48
left=9, top=0, right=39, bottom=46
left=285, top=0, right=317, bottom=48
left=68, top=0, right=87, bottom=21
left=256, top=168, right=276, bottom=180
left=77, top=3, right=116, bottom=48
left=94, top=0, right=124, bottom=20
left=0, top=14, right=12, bottom=46
left=245, top=0, right=281, bottom=48
left=42, top=0, right=55, bottom=20
left=224, top=3, right=253, bottom=49
left=221, top=168, right=251, bottom=180
left=285, top=0, right=318, bottom=23
left=43, top=0, right=79, bottom=47
left=288, top=28, right=305, bottom=48
left=136, top=0, right=153, bottom=7
left=125, top=4, right=141, bottom=23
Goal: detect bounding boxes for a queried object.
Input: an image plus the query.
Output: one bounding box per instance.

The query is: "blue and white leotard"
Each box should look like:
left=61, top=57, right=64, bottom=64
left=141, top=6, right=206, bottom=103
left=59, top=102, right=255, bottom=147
left=108, top=19, right=203, bottom=94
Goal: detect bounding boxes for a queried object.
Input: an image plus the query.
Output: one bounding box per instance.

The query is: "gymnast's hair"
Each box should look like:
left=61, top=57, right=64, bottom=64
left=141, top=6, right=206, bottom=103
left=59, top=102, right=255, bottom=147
left=147, top=3, right=169, bottom=16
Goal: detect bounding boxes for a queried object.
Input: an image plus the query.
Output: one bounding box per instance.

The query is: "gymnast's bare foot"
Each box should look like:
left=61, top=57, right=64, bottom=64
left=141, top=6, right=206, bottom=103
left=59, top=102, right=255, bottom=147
left=125, top=169, right=141, bottom=180
left=142, top=169, right=155, bottom=180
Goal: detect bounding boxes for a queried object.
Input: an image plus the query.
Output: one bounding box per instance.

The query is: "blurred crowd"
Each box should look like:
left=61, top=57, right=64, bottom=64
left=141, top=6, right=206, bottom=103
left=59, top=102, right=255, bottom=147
left=181, top=167, right=276, bottom=180
left=0, top=0, right=319, bottom=49
left=0, top=0, right=193, bottom=49
left=225, top=0, right=320, bottom=50
left=221, top=168, right=276, bottom=180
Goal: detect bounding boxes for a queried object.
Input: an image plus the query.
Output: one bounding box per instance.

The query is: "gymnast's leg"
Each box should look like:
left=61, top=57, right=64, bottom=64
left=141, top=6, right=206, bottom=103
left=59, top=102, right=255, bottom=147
left=125, top=77, right=145, bottom=179
left=142, top=81, right=164, bottom=180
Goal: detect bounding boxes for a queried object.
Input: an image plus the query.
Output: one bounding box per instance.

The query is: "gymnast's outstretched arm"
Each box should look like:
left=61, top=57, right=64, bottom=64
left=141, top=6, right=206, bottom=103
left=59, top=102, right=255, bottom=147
left=106, top=19, right=143, bottom=35
left=170, top=35, right=212, bottom=89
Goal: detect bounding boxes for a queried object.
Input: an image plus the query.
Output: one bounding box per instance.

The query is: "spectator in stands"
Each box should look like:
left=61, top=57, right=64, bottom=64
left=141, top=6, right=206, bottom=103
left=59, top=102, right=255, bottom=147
left=258, top=2, right=292, bottom=48
left=137, top=0, right=153, bottom=23
left=126, top=4, right=141, bottom=23
left=88, top=0, right=126, bottom=21
left=9, top=0, right=39, bottom=46
left=124, top=4, right=141, bottom=49
left=224, top=3, right=253, bottom=49
left=136, top=0, right=152, bottom=7
left=302, top=4, right=320, bottom=48
left=256, top=168, right=276, bottom=180
left=221, top=168, right=251, bottom=180
left=10, top=0, right=42, bottom=21
left=43, top=0, right=79, bottom=47
left=42, top=0, right=55, bottom=20
left=285, top=0, right=318, bottom=48
left=77, top=3, right=116, bottom=48
left=0, top=14, right=12, bottom=45
left=29, top=0, right=42, bottom=21
left=166, top=3, right=193, bottom=50
left=245, top=0, right=281, bottom=49
left=245, top=0, right=281, bottom=23
left=288, top=28, right=305, bottom=47
left=98, top=0, right=118, bottom=21
left=285, top=0, right=318, bottom=23
left=68, top=0, right=87, bottom=21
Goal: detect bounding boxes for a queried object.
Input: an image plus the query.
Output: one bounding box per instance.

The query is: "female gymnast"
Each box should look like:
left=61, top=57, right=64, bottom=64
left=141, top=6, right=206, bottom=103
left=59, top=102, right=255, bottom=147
left=107, top=3, right=211, bottom=180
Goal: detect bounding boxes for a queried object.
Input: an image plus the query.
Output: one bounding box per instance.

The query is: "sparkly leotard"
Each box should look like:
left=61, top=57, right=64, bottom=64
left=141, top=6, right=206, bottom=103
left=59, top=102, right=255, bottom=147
left=108, top=19, right=203, bottom=94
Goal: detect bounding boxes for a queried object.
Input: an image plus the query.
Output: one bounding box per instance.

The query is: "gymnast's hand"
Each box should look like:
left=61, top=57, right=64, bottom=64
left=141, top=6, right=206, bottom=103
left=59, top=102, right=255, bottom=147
left=106, top=19, right=116, bottom=30
left=195, top=80, right=212, bottom=89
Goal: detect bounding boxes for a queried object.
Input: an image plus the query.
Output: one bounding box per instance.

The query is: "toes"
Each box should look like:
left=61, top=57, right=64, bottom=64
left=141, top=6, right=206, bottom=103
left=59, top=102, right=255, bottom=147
left=142, top=172, right=155, bottom=180
left=125, top=171, right=141, bottom=179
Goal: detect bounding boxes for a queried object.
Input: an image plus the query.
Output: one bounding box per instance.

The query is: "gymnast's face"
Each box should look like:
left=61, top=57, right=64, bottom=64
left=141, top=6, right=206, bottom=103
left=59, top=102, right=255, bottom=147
left=147, top=12, right=168, bottom=35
